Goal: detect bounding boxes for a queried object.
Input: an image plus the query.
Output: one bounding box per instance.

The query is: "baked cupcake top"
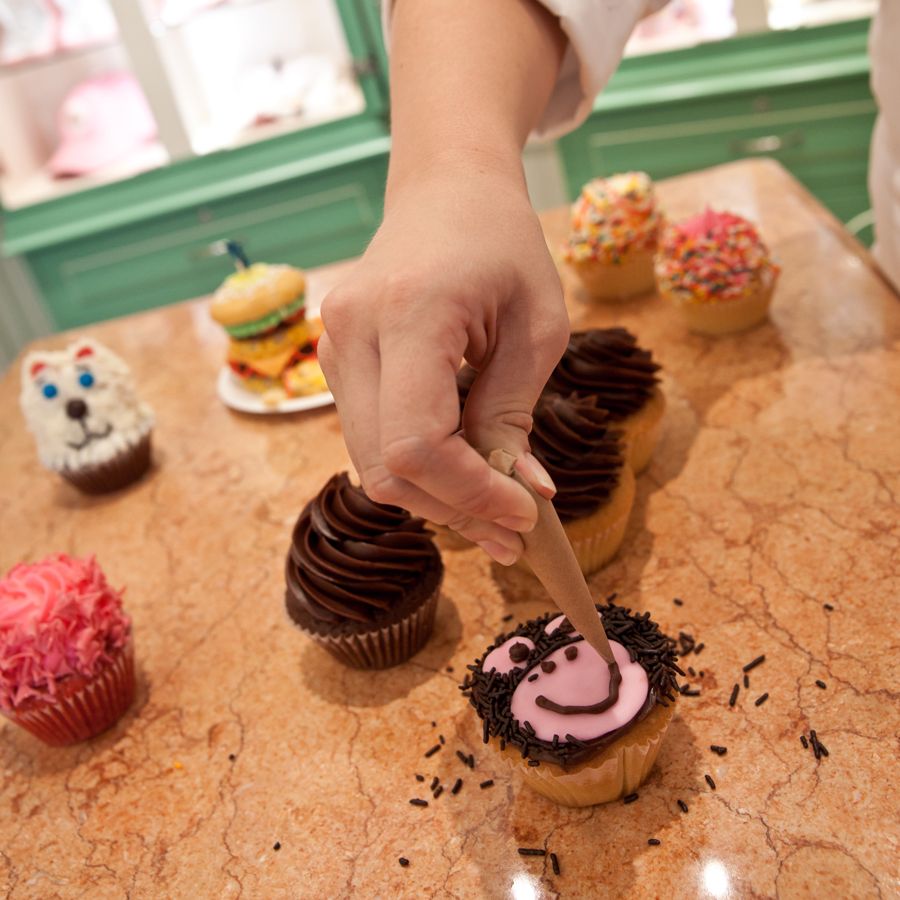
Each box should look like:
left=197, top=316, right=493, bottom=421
left=0, top=554, right=131, bottom=711
left=546, top=328, right=660, bottom=420
left=531, top=393, right=626, bottom=522
left=563, top=172, right=662, bottom=265
left=285, top=473, right=442, bottom=632
left=655, top=209, right=779, bottom=303
left=462, top=601, right=680, bottom=767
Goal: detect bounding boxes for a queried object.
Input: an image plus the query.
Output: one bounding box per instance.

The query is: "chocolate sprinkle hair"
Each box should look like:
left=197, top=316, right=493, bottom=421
left=462, top=601, right=682, bottom=767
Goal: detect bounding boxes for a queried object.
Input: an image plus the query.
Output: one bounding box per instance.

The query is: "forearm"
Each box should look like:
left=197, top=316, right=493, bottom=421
left=385, top=0, right=566, bottom=199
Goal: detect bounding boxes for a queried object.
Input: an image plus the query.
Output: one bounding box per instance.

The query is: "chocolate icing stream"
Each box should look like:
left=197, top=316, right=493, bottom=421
left=285, top=473, right=439, bottom=625
left=546, top=328, right=660, bottom=419
left=530, top=392, right=626, bottom=522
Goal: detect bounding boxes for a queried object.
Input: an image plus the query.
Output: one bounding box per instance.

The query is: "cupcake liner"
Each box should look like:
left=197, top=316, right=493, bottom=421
left=620, top=387, right=666, bottom=474
left=570, top=248, right=656, bottom=301
left=495, top=701, right=674, bottom=807
left=668, top=267, right=778, bottom=336
left=62, top=432, right=152, bottom=495
left=2, top=638, right=136, bottom=747
left=301, top=588, right=440, bottom=669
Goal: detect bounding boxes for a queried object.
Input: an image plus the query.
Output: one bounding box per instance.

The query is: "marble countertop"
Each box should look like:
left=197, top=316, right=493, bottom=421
left=1, top=160, right=898, bottom=899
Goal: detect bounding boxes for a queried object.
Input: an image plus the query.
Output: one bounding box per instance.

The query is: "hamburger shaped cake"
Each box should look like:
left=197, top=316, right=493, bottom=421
left=655, top=209, right=780, bottom=335
left=547, top=328, right=664, bottom=473
left=463, top=600, right=680, bottom=806
left=285, top=473, right=443, bottom=669
left=210, top=261, right=327, bottom=402
left=529, top=392, right=634, bottom=575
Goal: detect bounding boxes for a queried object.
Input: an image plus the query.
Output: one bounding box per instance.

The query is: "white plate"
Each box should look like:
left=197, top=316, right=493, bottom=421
left=217, top=367, right=334, bottom=415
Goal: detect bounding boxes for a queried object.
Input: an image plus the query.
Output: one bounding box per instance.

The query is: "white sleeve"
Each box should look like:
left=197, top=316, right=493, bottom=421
left=380, top=1, right=669, bottom=139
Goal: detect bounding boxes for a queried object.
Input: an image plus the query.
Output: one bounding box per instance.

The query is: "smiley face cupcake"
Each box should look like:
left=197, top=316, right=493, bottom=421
left=462, top=601, right=680, bottom=806
left=20, top=339, right=154, bottom=494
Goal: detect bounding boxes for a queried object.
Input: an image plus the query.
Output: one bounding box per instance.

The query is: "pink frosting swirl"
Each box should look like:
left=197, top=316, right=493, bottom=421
left=0, top=554, right=130, bottom=711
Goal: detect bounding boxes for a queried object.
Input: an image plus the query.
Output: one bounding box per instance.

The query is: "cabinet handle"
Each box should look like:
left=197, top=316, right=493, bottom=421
left=730, top=131, right=804, bottom=154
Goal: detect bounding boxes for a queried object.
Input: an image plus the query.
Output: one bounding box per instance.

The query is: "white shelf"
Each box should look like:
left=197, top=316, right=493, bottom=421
left=0, top=40, right=121, bottom=77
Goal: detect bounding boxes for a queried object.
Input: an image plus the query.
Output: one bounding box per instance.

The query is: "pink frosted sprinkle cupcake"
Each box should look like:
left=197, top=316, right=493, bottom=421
left=0, top=554, right=135, bottom=746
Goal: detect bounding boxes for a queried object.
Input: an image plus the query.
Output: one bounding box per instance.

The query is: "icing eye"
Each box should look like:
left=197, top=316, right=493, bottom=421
left=78, top=371, right=95, bottom=388
left=42, top=383, right=58, bottom=399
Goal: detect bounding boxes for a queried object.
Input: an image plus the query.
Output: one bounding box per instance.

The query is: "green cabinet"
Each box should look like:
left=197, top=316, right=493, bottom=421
left=558, top=19, right=875, bottom=229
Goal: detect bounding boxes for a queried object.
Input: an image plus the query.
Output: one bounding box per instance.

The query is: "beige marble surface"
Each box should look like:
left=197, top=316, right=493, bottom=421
left=1, top=160, right=898, bottom=899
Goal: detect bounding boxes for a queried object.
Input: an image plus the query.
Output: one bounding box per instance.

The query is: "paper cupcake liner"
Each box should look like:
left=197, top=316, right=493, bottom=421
left=496, top=701, right=674, bottom=807
left=303, top=588, right=440, bottom=669
left=620, top=387, right=666, bottom=474
left=566, top=505, right=632, bottom=576
left=2, top=638, right=136, bottom=747
left=570, top=248, right=656, bottom=301
left=62, top=432, right=153, bottom=495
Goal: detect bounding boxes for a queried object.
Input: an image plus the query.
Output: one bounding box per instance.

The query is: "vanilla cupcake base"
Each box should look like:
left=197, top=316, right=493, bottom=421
left=494, top=700, right=674, bottom=807
left=570, top=249, right=656, bottom=302
left=617, top=386, right=666, bottom=474
left=667, top=268, right=778, bottom=336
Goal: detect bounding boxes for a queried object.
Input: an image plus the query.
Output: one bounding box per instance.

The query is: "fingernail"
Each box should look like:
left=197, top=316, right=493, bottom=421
left=515, top=452, right=556, bottom=500
left=476, top=540, right=519, bottom=566
left=494, top=515, right=535, bottom=533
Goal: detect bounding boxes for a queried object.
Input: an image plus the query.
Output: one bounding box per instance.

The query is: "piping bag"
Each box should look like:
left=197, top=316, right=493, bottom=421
left=487, top=449, right=616, bottom=667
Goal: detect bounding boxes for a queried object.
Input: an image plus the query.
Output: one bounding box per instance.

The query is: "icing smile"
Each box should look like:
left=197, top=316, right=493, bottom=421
left=67, top=420, right=113, bottom=450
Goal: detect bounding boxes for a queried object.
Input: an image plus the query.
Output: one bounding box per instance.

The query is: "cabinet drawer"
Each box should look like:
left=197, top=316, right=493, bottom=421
left=28, top=155, right=388, bottom=329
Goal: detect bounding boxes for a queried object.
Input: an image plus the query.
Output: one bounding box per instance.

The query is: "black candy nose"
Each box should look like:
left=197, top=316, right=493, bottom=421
left=66, top=398, right=88, bottom=420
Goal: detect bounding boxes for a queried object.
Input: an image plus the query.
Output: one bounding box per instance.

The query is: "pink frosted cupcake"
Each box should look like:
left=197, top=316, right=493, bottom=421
left=0, top=554, right=135, bottom=746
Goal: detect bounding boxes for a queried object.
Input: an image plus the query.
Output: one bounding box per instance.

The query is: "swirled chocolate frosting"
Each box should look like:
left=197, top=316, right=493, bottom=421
left=546, top=328, right=660, bottom=419
left=530, top=393, right=626, bottom=522
left=285, top=473, right=442, bottom=631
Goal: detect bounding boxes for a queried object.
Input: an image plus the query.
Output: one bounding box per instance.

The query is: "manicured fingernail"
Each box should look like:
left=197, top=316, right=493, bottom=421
left=515, top=452, right=556, bottom=500
left=476, top=540, right=519, bottom=566
left=494, top=515, right=535, bottom=533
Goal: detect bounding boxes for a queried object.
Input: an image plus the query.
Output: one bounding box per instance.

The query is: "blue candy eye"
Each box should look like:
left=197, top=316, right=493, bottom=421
left=42, top=383, right=58, bottom=399
left=78, top=371, right=95, bottom=388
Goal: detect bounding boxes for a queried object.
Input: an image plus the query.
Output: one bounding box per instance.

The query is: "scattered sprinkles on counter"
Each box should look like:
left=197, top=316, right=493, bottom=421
left=655, top=208, right=779, bottom=302
left=563, top=172, right=662, bottom=264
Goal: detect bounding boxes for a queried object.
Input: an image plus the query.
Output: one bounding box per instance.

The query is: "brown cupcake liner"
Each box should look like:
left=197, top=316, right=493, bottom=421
left=301, top=589, right=440, bottom=669
left=62, top=432, right=152, bottom=495
left=2, top=638, right=136, bottom=747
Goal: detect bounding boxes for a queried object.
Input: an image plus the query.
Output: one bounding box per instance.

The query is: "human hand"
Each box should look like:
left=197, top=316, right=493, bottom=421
left=318, top=154, right=569, bottom=564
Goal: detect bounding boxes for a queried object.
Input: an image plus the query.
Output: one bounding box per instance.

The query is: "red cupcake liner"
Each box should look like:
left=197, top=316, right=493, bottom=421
left=2, top=638, right=135, bottom=746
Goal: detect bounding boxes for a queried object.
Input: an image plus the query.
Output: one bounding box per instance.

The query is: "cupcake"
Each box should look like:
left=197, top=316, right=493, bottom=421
left=462, top=601, right=680, bottom=807
left=210, top=262, right=327, bottom=399
left=562, top=172, right=662, bottom=301
left=0, top=554, right=135, bottom=746
left=20, top=338, right=154, bottom=494
left=546, top=328, right=664, bottom=473
left=655, top=209, right=780, bottom=335
left=284, top=473, right=443, bottom=669
left=529, top=392, right=635, bottom=575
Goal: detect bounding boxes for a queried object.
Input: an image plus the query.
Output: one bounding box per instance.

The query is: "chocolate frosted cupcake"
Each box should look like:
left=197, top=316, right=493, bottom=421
left=546, top=328, right=664, bottom=473
left=463, top=601, right=680, bottom=806
left=530, top=392, right=635, bottom=575
left=285, top=473, right=443, bottom=669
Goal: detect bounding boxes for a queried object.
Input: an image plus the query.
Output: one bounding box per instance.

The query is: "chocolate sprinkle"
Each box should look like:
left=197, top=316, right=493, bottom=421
left=415, top=774, right=425, bottom=782
left=550, top=852, right=561, bottom=875
left=743, top=674, right=750, bottom=689
left=409, top=799, right=428, bottom=807
left=456, top=751, right=469, bottom=766
left=502, top=614, right=514, bottom=622
left=433, top=785, right=444, bottom=799
left=729, top=684, right=740, bottom=707
left=648, top=838, right=661, bottom=846
left=680, top=686, right=701, bottom=697
left=451, top=778, right=463, bottom=795
left=518, top=848, right=546, bottom=857
left=710, top=745, right=727, bottom=756
left=673, top=598, right=683, bottom=606
left=424, top=744, right=441, bottom=758
left=527, top=673, right=540, bottom=683
left=467, top=754, right=475, bottom=769
left=527, top=759, right=541, bottom=767
left=694, top=643, right=705, bottom=654
left=754, top=693, right=769, bottom=706
left=399, top=857, right=410, bottom=867
left=430, top=776, right=439, bottom=791
left=479, top=780, right=494, bottom=789
left=687, top=666, right=696, bottom=677
left=705, top=774, right=717, bottom=790
left=800, top=735, right=809, bottom=749
left=565, top=646, right=578, bottom=661
left=823, top=603, right=834, bottom=611
left=439, top=734, right=445, bottom=745
left=623, top=792, right=639, bottom=804
left=677, top=799, right=689, bottom=813
left=228, top=753, right=236, bottom=762
left=273, top=842, right=281, bottom=851
left=815, top=680, right=827, bottom=689
left=743, top=655, right=765, bottom=673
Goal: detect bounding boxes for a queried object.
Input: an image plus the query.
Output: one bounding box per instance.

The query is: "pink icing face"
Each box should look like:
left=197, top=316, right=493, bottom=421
left=482, top=636, right=536, bottom=676
left=510, top=638, right=649, bottom=743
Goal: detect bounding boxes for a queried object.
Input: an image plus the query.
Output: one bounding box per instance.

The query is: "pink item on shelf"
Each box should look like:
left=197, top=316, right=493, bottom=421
left=47, top=72, right=157, bottom=178
left=0, top=553, right=131, bottom=712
